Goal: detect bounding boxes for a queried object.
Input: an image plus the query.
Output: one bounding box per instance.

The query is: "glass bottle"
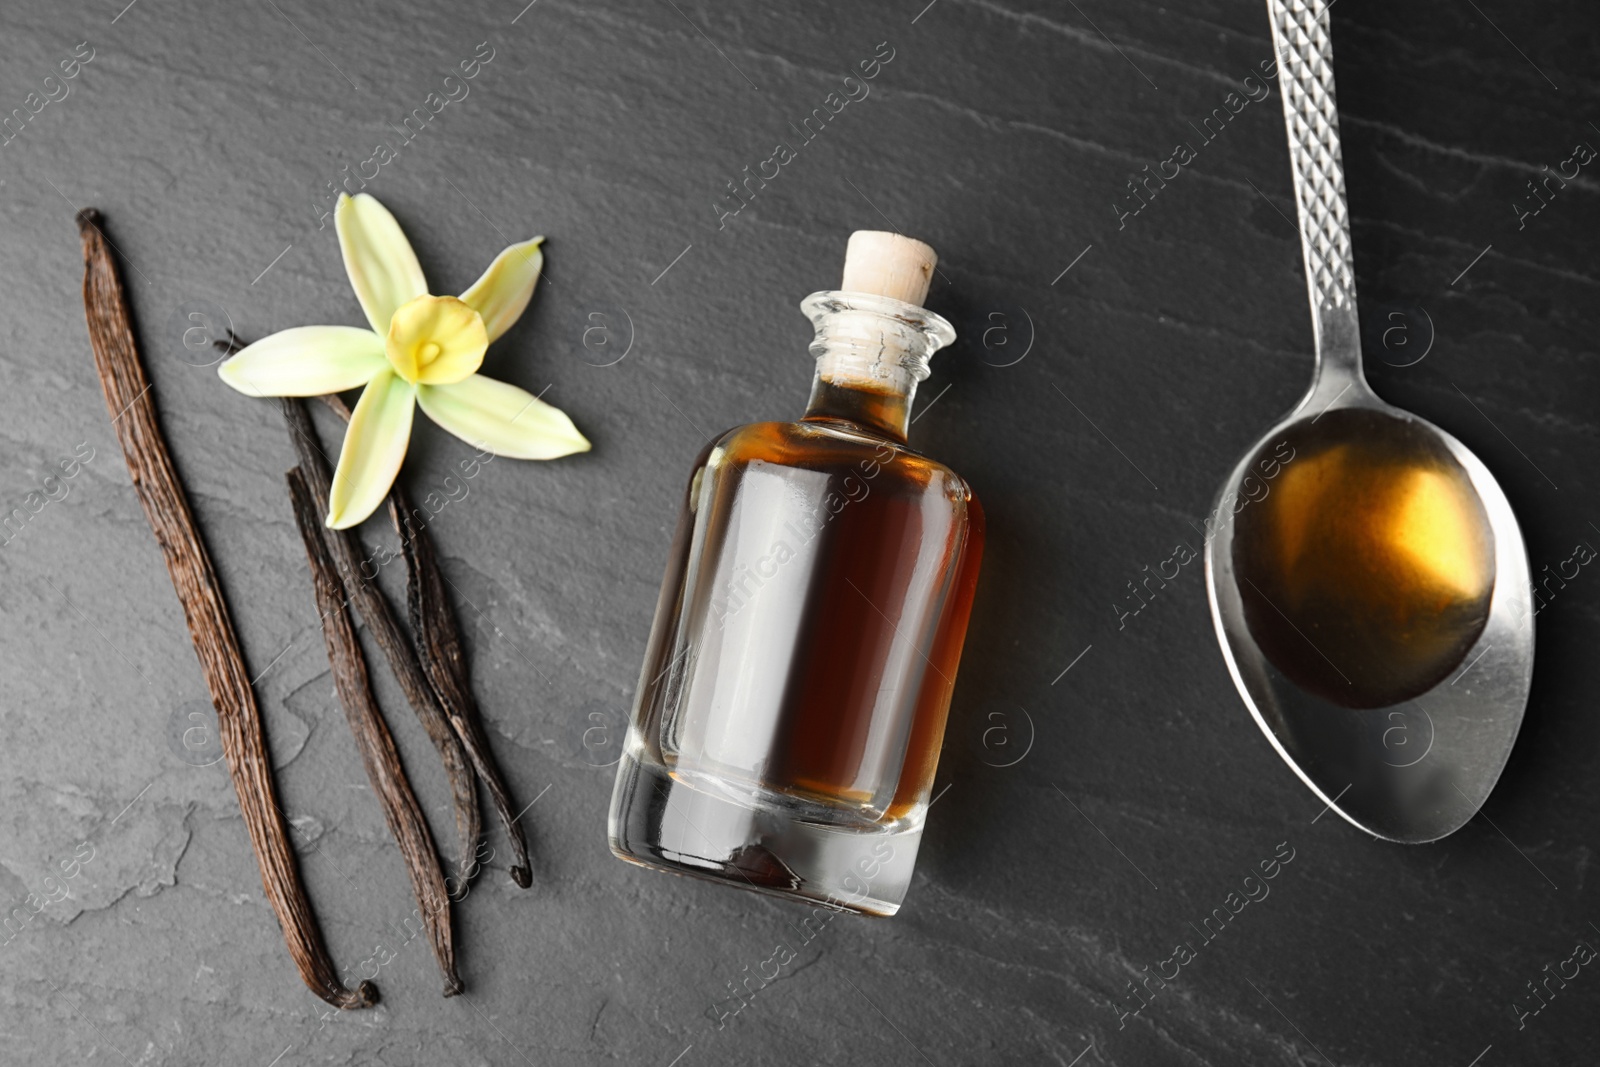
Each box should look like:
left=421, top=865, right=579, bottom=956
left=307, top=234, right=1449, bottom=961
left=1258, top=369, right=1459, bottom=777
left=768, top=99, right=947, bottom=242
left=608, top=232, right=985, bottom=915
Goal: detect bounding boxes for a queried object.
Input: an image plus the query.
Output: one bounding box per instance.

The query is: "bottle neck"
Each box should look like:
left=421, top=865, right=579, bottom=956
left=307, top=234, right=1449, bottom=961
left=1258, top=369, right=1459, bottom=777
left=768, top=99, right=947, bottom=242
left=799, top=292, right=955, bottom=443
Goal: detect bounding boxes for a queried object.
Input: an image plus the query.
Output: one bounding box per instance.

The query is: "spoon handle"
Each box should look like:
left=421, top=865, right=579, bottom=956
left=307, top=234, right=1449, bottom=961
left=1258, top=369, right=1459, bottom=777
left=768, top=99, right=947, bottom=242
left=1266, top=0, right=1363, bottom=386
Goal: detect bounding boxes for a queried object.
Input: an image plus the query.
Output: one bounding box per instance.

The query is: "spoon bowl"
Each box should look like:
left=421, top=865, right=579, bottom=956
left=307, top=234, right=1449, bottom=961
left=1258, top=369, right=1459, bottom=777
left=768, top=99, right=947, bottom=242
left=1208, top=379, right=1533, bottom=842
left=1204, top=0, right=1534, bottom=842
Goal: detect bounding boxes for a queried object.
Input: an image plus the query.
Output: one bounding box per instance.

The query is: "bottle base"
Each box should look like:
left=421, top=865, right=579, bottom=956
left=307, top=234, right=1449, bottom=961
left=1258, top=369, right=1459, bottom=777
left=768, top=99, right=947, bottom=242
left=608, top=751, right=922, bottom=916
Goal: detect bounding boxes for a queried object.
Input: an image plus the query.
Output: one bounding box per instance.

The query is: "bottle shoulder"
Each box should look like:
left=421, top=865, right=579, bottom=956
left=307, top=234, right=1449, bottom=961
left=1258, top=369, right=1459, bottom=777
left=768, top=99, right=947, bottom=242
left=704, top=420, right=976, bottom=499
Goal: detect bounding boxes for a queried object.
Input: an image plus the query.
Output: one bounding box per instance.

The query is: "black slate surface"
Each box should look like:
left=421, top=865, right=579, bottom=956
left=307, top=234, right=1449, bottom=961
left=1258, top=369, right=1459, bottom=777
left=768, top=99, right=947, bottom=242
left=2, top=0, right=1596, bottom=1063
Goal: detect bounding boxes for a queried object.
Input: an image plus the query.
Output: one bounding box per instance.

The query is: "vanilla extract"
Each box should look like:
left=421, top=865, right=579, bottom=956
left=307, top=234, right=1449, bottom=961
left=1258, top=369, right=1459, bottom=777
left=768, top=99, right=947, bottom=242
left=1233, top=409, right=1494, bottom=709
left=609, top=232, right=983, bottom=916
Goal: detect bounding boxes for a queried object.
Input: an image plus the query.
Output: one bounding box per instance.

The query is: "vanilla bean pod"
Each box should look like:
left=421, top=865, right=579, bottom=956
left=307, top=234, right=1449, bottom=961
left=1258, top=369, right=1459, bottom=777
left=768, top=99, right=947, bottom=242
left=391, top=483, right=533, bottom=887
left=278, top=394, right=482, bottom=891
left=77, top=211, right=375, bottom=1010
left=314, top=391, right=533, bottom=887
left=318, top=393, right=535, bottom=887
left=214, top=336, right=481, bottom=890
left=287, top=469, right=462, bottom=996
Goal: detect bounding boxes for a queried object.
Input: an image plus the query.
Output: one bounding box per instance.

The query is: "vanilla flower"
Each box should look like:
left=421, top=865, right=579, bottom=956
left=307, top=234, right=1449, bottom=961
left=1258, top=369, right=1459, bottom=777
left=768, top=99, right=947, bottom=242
left=219, top=193, right=588, bottom=528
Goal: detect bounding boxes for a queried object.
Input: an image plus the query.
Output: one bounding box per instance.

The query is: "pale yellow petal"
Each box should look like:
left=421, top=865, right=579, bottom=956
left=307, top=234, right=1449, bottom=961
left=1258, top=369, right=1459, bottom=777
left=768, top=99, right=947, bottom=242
left=460, top=238, right=544, bottom=342
left=217, top=326, right=387, bottom=397
left=416, top=374, right=589, bottom=459
left=336, top=193, right=428, bottom=334
left=385, top=295, right=487, bottom=385
left=327, top=369, right=417, bottom=529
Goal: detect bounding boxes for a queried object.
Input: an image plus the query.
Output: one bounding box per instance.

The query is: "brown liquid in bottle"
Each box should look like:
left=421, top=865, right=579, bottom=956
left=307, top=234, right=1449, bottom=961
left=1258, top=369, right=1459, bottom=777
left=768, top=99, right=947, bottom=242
left=611, top=233, right=980, bottom=914
left=645, top=412, right=984, bottom=824
left=1232, top=408, right=1494, bottom=709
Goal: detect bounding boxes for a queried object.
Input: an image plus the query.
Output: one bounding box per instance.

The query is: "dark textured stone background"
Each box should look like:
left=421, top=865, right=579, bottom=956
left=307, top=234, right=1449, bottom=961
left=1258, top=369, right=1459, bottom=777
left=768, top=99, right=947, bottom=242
left=1, top=0, right=1595, bottom=1063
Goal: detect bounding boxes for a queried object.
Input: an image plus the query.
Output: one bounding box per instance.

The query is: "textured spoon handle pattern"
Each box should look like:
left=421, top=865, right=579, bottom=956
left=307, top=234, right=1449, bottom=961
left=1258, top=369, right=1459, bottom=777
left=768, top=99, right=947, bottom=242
left=1267, top=0, right=1356, bottom=314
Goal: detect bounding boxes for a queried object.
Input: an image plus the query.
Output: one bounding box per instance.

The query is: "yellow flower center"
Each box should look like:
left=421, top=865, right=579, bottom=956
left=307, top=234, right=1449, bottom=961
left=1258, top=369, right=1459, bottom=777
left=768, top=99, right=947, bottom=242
left=385, top=294, right=488, bottom=385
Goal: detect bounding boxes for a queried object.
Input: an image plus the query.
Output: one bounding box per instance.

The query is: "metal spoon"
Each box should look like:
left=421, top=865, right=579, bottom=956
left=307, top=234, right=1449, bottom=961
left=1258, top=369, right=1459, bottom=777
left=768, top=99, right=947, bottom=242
left=1203, top=0, right=1534, bottom=842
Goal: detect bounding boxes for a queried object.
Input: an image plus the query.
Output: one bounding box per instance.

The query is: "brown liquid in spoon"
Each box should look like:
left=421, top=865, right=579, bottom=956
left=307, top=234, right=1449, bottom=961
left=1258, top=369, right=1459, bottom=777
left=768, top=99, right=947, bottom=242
left=1233, top=409, right=1495, bottom=709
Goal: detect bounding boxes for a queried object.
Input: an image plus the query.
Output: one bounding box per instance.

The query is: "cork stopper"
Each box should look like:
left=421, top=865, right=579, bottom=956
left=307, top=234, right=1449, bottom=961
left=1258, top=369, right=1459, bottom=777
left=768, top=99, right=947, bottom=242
left=839, top=230, right=937, bottom=308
